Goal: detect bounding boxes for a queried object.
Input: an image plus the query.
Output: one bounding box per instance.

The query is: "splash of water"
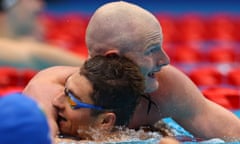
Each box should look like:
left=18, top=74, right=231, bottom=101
left=78, top=126, right=161, bottom=142
left=56, top=126, right=162, bottom=144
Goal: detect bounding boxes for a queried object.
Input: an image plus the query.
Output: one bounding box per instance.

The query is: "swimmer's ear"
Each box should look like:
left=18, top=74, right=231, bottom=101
left=104, top=49, right=120, bottom=56
left=97, top=113, right=116, bottom=130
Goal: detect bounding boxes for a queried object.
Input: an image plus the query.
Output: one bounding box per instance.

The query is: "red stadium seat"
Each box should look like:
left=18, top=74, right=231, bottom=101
left=156, top=14, right=177, bottom=43
left=0, top=67, right=19, bottom=88
left=176, top=13, right=206, bottom=42
left=189, top=67, right=223, bottom=86
left=203, top=87, right=240, bottom=110
left=227, top=68, right=240, bottom=86
left=207, top=14, right=236, bottom=42
left=0, top=67, right=38, bottom=88
left=0, top=86, right=23, bottom=96
left=207, top=46, right=236, bottom=63
left=169, top=45, right=203, bottom=63
left=20, top=69, right=38, bottom=86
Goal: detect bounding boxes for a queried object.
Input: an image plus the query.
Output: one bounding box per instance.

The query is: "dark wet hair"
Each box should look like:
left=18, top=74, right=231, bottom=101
left=80, top=54, right=145, bottom=126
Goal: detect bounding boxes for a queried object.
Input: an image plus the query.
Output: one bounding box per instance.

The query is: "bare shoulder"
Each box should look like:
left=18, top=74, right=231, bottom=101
left=36, top=66, right=79, bottom=75
left=151, top=64, right=205, bottom=117
left=155, top=64, right=202, bottom=99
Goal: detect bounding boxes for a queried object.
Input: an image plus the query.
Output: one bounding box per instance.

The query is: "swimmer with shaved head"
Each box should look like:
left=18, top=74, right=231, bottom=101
left=24, top=1, right=240, bottom=142
left=86, top=1, right=240, bottom=141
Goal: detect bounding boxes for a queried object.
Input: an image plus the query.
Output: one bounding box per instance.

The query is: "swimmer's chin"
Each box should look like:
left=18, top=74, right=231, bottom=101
left=145, top=78, right=159, bottom=93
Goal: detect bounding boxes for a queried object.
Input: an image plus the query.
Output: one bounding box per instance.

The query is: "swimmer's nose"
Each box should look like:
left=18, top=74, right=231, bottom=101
left=156, top=50, right=170, bottom=68
left=52, top=93, right=66, bottom=110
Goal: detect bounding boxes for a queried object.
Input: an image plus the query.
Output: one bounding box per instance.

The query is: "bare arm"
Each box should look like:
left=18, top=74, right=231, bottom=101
left=150, top=65, right=240, bottom=141
left=28, top=41, right=85, bottom=68
left=23, top=66, right=79, bottom=137
left=0, top=38, right=85, bottom=69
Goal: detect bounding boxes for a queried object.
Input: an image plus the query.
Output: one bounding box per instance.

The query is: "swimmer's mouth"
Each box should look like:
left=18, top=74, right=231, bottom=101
left=148, top=64, right=167, bottom=78
left=148, top=72, right=155, bottom=78
left=148, top=69, right=160, bottom=78
left=57, top=114, right=67, bottom=124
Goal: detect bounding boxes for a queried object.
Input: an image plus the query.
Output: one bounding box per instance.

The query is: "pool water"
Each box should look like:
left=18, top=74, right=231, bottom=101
left=162, top=110, right=240, bottom=144
left=57, top=138, right=160, bottom=144
left=162, top=118, right=225, bottom=144
left=56, top=110, right=240, bottom=144
left=56, top=127, right=162, bottom=144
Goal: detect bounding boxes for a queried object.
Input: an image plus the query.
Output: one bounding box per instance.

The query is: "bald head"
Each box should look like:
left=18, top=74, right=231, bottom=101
left=86, top=1, right=163, bottom=57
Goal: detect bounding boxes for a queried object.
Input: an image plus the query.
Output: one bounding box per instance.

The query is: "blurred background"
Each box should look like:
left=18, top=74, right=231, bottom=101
left=44, top=0, right=240, bottom=14
left=1, top=0, right=240, bottom=111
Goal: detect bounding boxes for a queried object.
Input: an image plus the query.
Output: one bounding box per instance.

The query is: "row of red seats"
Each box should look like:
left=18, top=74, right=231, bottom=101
left=164, top=44, right=240, bottom=63
left=40, top=13, right=89, bottom=58
left=0, top=67, right=37, bottom=96
left=203, top=87, right=240, bottom=110
left=39, top=13, right=240, bottom=61
left=0, top=67, right=37, bottom=91
left=157, top=13, right=240, bottom=43
left=175, top=65, right=240, bottom=87
left=2, top=12, right=240, bottom=110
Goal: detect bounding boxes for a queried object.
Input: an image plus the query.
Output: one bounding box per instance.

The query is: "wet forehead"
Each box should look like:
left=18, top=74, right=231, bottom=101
left=66, top=72, right=93, bottom=102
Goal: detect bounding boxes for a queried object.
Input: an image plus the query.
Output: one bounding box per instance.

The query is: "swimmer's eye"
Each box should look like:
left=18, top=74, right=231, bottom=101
left=67, top=95, right=78, bottom=108
left=144, top=46, right=160, bottom=55
left=64, top=88, right=77, bottom=108
left=64, top=87, right=104, bottom=110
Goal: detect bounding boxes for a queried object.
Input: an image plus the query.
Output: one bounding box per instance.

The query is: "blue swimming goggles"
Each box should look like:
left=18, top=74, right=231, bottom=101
left=64, top=88, right=104, bottom=110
